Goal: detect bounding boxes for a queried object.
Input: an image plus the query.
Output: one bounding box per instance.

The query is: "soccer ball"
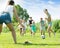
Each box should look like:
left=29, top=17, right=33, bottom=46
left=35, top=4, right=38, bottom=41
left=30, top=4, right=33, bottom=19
left=41, top=35, right=45, bottom=39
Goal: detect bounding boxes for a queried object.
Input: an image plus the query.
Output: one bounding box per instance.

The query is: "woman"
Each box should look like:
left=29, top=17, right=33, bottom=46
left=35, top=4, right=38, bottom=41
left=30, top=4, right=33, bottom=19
left=0, top=0, right=20, bottom=44
left=44, top=9, right=55, bottom=37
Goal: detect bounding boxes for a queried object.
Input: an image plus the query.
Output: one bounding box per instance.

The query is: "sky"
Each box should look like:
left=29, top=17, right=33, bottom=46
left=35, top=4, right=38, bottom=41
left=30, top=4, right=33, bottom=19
left=0, top=0, right=60, bottom=22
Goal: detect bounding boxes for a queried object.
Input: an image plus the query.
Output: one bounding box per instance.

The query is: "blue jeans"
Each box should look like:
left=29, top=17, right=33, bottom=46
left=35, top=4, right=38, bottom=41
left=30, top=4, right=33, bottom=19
left=0, top=12, right=12, bottom=24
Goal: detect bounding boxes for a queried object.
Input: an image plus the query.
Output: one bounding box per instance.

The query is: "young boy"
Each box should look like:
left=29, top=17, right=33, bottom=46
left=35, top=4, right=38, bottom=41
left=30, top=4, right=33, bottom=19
left=44, top=9, right=55, bottom=37
left=31, top=21, right=36, bottom=36
left=28, top=17, right=33, bottom=35
left=18, top=19, right=26, bottom=36
left=40, top=18, right=45, bottom=39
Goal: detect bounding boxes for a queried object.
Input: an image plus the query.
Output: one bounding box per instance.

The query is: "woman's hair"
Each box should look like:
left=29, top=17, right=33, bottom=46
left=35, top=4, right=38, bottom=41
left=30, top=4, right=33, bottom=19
left=45, top=9, right=47, bottom=11
left=9, top=0, right=15, bottom=5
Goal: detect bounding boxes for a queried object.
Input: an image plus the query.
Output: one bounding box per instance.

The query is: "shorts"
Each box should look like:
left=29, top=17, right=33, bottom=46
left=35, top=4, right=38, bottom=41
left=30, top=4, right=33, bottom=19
left=48, top=22, right=52, bottom=27
left=20, top=27, right=26, bottom=31
left=23, top=27, right=26, bottom=31
left=40, top=26, right=45, bottom=31
left=30, top=26, right=36, bottom=32
left=0, top=12, right=11, bottom=24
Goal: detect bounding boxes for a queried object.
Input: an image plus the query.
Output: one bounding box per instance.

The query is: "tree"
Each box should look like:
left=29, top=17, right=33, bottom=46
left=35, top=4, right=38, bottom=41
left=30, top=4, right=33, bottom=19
left=13, top=5, right=29, bottom=22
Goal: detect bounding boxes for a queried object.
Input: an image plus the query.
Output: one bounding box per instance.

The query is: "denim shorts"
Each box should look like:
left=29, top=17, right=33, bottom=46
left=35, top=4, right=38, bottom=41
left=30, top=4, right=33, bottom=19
left=48, top=22, right=52, bottom=27
left=0, top=12, right=12, bottom=24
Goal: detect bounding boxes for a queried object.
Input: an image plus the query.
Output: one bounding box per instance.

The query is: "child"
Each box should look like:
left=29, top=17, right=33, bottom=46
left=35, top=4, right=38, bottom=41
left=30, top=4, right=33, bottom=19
left=44, top=9, right=55, bottom=37
left=31, top=21, right=36, bottom=36
left=40, top=18, right=45, bottom=39
left=0, top=0, right=22, bottom=44
left=28, top=17, right=33, bottom=35
left=18, top=19, right=26, bottom=36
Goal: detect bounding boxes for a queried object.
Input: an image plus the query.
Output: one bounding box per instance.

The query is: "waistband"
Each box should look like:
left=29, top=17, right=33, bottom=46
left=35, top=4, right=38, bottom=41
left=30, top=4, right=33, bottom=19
left=2, top=11, right=9, bottom=14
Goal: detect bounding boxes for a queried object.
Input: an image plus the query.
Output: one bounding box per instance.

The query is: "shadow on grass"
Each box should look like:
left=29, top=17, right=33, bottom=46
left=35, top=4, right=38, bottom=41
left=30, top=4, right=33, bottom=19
left=17, top=43, right=60, bottom=46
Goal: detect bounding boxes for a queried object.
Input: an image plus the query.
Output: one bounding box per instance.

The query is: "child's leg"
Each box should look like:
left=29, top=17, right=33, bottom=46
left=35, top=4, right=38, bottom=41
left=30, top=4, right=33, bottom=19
left=40, top=30, right=43, bottom=35
left=23, top=30, right=25, bottom=35
left=40, top=27, right=43, bottom=35
left=20, top=28, right=22, bottom=35
left=31, top=32, right=35, bottom=36
left=21, top=29, right=24, bottom=36
left=47, top=26, right=51, bottom=37
left=33, top=32, right=35, bottom=36
left=30, top=26, right=32, bottom=35
left=31, top=30, right=35, bottom=36
left=22, top=28, right=26, bottom=36
left=24, top=28, right=26, bottom=34
left=43, top=31, right=45, bottom=36
left=50, top=27, right=55, bottom=37
left=31, top=30, right=33, bottom=36
left=43, top=27, right=45, bottom=36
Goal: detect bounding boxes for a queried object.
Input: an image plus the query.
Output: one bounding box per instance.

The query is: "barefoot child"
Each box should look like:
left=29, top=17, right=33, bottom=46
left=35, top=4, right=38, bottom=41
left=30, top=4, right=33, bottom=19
left=31, top=21, right=36, bottom=36
left=40, top=18, right=45, bottom=39
left=18, top=19, right=26, bottom=36
left=28, top=17, right=33, bottom=35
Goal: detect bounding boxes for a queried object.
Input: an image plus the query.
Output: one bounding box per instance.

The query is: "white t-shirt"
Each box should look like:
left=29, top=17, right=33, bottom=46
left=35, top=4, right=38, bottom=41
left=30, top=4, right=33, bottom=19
left=5, top=5, right=13, bottom=19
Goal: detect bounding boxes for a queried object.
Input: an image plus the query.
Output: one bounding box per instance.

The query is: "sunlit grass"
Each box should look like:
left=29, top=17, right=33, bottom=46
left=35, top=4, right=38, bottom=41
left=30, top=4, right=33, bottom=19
left=0, top=32, right=60, bottom=48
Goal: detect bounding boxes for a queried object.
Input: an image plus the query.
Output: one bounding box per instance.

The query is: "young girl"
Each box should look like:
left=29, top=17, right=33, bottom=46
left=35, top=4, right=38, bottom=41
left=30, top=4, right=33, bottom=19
left=31, top=21, right=36, bottom=36
left=40, top=18, right=45, bottom=39
left=18, top=19, right=26, bottom=36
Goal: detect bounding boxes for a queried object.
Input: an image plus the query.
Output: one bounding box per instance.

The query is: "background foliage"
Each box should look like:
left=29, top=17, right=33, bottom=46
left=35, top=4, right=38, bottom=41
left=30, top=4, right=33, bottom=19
left=13, top=5, right=29, bottom=22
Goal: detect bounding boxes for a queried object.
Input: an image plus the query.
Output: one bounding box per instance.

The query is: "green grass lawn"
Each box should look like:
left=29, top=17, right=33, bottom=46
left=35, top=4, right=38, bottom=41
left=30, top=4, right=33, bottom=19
left=0, top=32, right=60, bottom=48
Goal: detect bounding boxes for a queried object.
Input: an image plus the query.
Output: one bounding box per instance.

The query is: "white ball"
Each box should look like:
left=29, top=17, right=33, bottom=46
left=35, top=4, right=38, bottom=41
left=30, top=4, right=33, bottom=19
left=41, top=35, right=45, bottom=39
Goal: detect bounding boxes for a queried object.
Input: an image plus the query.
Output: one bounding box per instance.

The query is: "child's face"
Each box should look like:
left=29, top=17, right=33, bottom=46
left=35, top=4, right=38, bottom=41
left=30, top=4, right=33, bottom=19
left=30, top=17, right=32, bottom=20
left=40, top=18, right=43, bottom=21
